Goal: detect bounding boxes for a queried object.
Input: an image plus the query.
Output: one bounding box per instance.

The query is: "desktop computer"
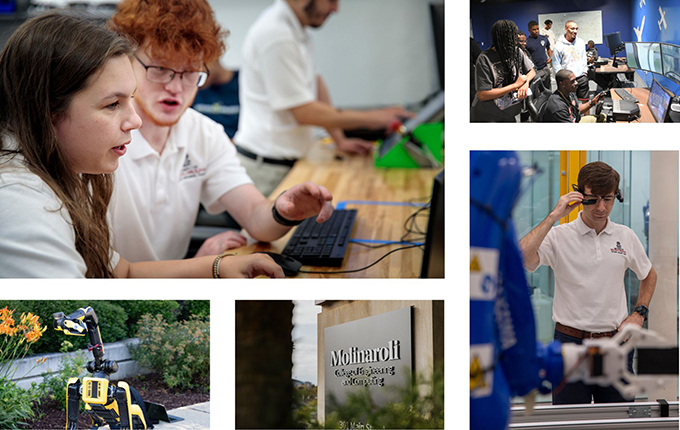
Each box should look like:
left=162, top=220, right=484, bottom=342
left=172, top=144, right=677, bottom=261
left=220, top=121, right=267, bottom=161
left=420, top=170, right=444, bottom=278
left=648, top=79, right=673, bottom=123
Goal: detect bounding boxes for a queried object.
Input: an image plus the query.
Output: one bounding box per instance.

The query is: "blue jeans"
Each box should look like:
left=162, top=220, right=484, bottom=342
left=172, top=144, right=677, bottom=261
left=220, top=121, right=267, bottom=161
left=552, top=329, right=634, bottom=405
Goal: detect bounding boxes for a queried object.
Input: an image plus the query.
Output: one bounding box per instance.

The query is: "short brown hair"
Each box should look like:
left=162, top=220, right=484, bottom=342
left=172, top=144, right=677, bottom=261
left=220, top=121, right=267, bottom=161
left=109, top=0, right=227, bottom=65
left=578, top=161, right=620, bottom=195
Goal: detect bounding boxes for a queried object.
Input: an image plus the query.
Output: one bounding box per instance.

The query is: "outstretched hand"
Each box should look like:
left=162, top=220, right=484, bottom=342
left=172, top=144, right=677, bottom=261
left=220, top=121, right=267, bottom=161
left=275, top=182, right=334, bottom=224
left=219, top=254, right=285, bottom=278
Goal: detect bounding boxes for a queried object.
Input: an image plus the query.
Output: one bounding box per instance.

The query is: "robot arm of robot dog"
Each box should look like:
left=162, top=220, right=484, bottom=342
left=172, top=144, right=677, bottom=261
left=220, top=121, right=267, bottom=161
left=560, top=324, right=679, bottom=399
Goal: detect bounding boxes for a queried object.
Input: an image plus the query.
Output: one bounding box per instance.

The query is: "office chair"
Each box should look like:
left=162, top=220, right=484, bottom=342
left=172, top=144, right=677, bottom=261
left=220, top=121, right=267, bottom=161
left=526, top=79, right=552, bottom=122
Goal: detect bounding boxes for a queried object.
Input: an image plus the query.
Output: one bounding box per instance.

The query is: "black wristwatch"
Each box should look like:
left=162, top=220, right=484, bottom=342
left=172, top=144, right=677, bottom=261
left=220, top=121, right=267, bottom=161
left=633, top=305, right=649, bottom=321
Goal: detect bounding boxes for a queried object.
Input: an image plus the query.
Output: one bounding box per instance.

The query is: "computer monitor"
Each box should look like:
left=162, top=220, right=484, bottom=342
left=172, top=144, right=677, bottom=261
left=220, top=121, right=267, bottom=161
left=661, top=43, right=680, bottom=84
left=429, top=2, right=444, bottom=91
left=604, top=32, right=624, bottom=55
left=636, top=42, right=664, bottom=74
left=420, top=170, right=444, bottom=278
left=625, top=42, right=639, bottom=69
left=647, top=79, right=672, bottom=123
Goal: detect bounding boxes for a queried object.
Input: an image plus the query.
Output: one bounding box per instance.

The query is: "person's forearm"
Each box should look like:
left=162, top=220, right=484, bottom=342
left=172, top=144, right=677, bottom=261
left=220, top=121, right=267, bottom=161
left=316, top=76, right=347, bottom=142
left=290, top=101, right=380, bottom=129
left=525, top=68, right=536, bottom=84
left=117, top=256, right=216, bottom=278
left=518, top=211, right=561, bottom=270
left=477, top=82, right=521, bottom=102
left=636, top=267, right=657, bottom=308
left=241, top=197, right=292, bottom=243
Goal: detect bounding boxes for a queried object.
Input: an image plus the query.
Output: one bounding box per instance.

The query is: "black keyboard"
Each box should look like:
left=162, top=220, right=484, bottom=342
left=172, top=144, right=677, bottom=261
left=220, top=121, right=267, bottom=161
left=614, top=88, right=639, bottom=103
left=282, top=209, right=357, bottom=266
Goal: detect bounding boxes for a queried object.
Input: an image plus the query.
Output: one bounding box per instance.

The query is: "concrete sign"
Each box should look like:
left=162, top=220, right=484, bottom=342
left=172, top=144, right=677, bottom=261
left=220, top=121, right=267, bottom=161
left=324, top=306, right=413, bottom=417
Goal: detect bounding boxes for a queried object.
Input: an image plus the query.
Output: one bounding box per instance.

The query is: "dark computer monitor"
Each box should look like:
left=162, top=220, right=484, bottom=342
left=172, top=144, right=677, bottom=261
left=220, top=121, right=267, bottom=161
left=647, top=79, right=672, bottom=123
left=661, top=43, right=680, bottom=84
left=420, top=170, right=444, bottom=278
left=429, top=2, right=444, bottom=91
left=605, top=32, right=624, bottom=54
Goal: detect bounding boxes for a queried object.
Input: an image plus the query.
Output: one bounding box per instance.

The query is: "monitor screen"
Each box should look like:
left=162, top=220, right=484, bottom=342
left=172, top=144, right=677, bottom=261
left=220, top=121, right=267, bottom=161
left=430, top=2, right=444, bottom=91
left=420, top=170, right=444, bottom=278
left=661, top=43, right=680, bottom=84
left=648, top=79, right=672, bottom=123
left=636, top=42, right=663, bottom=74
left=625, top=42, right=639, bottom=68
left=604, top=32, right=624, bottom=53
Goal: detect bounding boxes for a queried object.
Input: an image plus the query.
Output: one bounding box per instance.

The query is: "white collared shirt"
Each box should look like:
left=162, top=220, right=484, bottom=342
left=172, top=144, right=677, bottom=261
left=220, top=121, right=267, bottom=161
left=534, top=212, right=652, bottom=331
left=234, top=0, right=318, bottom=160
left=109, top=109, right=252, bottom=262
left=0, top=136, right=118, bottom=277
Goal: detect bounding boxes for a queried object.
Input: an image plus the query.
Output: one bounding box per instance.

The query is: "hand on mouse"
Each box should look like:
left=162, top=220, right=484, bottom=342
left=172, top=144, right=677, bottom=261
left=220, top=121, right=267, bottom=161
left=275, top=182, right=334, bottom=224
left=218, top=254, right=284, bottom=278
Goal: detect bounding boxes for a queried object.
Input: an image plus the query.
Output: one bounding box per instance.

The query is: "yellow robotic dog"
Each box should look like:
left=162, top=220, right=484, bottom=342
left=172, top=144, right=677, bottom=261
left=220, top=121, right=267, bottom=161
left=53, top=307, right=148, bottom=430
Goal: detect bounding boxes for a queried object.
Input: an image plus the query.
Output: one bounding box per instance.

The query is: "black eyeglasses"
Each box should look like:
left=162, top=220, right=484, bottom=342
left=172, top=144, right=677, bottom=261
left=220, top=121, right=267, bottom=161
left=572, top=184, right=618, bottom=205
left=135, top=56, right=209, bottom=88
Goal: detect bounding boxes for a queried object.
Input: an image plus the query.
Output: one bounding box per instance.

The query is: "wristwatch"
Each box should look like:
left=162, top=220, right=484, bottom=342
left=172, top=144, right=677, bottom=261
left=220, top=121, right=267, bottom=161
left=633, top=305, right=649, bottom=321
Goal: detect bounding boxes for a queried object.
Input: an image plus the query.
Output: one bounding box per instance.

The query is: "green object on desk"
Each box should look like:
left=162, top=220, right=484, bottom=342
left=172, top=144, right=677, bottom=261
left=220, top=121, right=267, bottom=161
left=374, top=122, right=443, bottom=168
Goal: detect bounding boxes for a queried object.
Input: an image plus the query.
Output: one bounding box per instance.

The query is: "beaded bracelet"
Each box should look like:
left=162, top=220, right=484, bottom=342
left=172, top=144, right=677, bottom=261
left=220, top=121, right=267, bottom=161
left=212, top=251, right=235, bottom=279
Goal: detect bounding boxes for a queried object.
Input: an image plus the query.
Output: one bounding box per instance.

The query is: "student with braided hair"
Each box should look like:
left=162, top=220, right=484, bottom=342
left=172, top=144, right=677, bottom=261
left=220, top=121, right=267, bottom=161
left=471, top=19, right=536, bottom=122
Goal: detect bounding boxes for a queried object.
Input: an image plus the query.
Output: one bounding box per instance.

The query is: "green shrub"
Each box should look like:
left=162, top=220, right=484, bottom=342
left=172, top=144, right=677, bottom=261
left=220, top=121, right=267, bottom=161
left=323, top=370, right=444, bottom=429
left=38, top=342, right=89, bottom=411
left=177, top=300, right=210, bottom=322
left=132, top=314, right=210, bottom=391
left=117, top=301, right=180, bottom=337
left=0, top=378, right=40, bottom=429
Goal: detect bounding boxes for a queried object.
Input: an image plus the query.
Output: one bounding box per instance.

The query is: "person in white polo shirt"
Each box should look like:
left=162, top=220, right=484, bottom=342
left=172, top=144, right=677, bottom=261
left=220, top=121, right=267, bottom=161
left=107, top=0, right=334, bottom=262
left=234, top=0, right=412, bottom=196
left=519, top=161, right=657, bottom=405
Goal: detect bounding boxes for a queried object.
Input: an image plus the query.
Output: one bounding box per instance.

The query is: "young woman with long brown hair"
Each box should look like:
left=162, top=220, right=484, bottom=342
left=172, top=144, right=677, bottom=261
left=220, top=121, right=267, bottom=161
left=0, top=11, right=283, bottom=278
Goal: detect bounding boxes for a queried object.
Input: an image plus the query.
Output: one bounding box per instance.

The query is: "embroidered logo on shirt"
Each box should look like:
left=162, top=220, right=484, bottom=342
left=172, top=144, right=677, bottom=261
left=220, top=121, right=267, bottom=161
left=610, top=241, right=627, bottom=255
left=180, top=154, right=206, bottom=181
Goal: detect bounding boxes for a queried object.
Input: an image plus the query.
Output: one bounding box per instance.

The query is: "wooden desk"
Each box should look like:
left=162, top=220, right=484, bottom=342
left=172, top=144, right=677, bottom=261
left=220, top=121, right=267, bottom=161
left=611, top=87, right=654, bottom=123
left=594, top=58, right=635, bottom=90
left=236, top=145, right=442, bottom=278
left=595, top=58, right=631, bottom=74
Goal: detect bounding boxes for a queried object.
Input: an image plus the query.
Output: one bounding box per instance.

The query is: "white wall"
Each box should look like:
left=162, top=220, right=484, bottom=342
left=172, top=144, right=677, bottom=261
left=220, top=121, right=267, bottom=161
left=209, top=0, right=441, bottom=108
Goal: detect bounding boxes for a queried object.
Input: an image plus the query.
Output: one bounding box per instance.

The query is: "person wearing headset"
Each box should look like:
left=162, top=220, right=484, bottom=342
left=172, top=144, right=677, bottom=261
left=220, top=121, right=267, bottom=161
left=518, top=161, right=657, bottom=405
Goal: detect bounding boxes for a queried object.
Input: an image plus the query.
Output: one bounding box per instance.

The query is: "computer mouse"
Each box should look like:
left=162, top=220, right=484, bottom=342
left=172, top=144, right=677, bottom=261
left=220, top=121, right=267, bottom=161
left=257, top=251, right=302, bottom=277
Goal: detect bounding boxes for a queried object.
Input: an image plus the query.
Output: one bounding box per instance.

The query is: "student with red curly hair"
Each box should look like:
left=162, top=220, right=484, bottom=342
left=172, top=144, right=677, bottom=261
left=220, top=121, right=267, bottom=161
left=107, top=0, right=335, bottom=262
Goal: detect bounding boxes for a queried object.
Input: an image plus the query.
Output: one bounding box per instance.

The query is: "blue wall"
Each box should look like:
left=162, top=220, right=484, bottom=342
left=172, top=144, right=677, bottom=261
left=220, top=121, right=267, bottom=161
left=470, top=0, right=680, bottom=95
left=470, top=0, right=632, bottom=58
left=630, top=0, right=680, bottom=94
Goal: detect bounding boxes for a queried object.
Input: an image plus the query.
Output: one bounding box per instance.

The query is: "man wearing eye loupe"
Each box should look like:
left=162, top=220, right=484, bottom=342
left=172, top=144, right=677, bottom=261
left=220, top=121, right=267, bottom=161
left=518, top=161, right=657, bottom=405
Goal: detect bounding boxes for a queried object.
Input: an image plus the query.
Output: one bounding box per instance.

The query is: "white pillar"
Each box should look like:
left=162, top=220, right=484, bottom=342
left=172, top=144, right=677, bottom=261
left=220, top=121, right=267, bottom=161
left=647, top=151, right=678, bottom=401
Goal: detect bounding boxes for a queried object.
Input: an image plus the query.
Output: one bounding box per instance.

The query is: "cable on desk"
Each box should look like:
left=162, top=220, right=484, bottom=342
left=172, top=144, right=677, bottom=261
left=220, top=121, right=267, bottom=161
left=299, top=194, right=432, bottom=274
left=348, top=202, right=429, bottom=249
left=298, top=243, right=423, bottom=275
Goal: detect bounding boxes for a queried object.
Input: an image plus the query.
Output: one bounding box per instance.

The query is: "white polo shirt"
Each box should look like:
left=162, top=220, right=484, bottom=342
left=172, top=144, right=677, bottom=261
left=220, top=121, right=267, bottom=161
left=0, top=142, right=119, bottom=277
left=233, top=0, right=318, bottom=160
left=109, top=108, right=252, bottom=262
left=533, top=212, right=652, bottom=332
